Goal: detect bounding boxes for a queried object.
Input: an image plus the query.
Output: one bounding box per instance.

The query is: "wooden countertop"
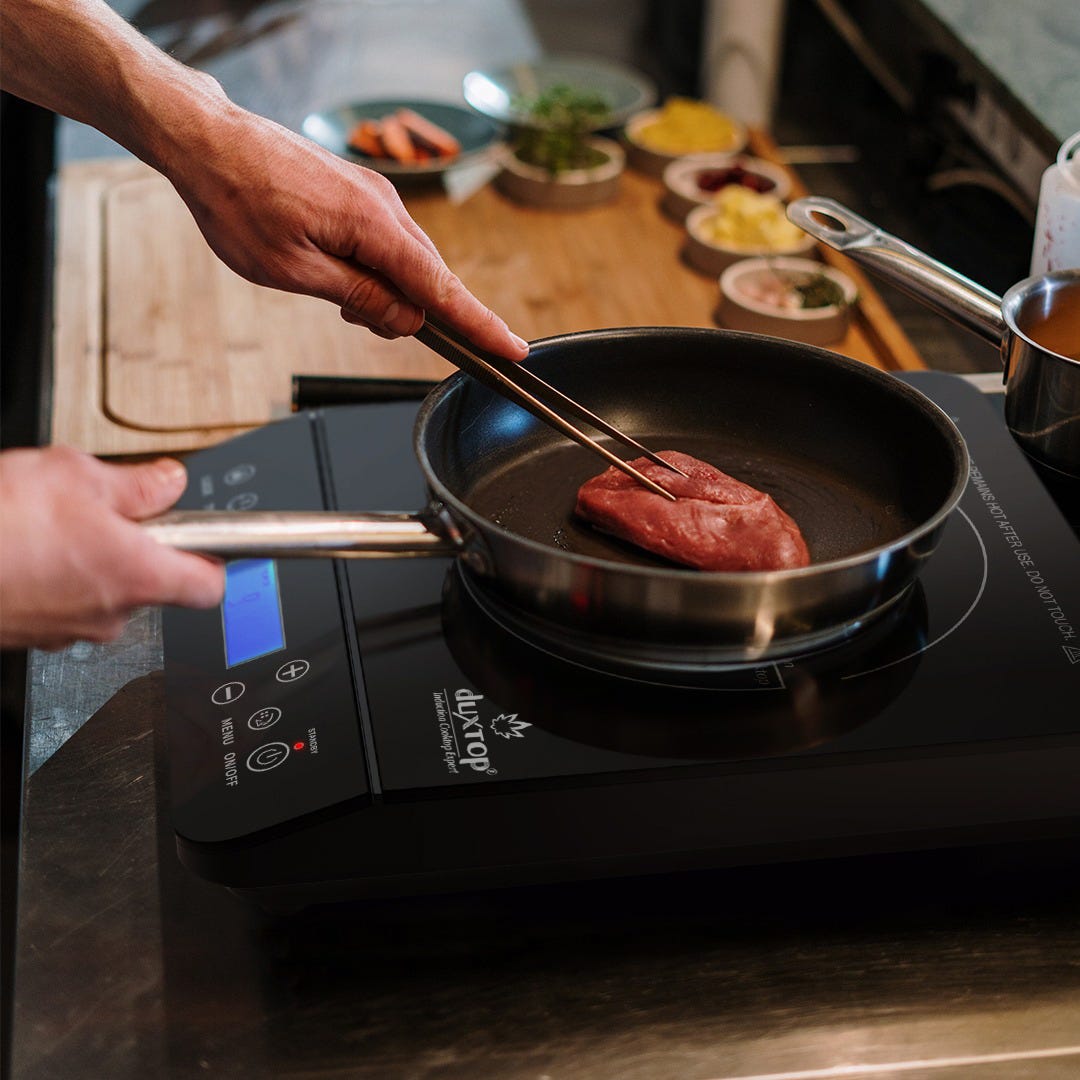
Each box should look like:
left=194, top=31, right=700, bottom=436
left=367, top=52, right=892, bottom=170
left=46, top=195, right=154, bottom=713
left=50, top=131, right=923, bottom=457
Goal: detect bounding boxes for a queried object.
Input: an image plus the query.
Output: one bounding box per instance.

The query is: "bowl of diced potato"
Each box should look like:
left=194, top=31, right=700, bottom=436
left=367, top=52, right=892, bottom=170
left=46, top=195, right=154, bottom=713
left=683, top=188, right=814, bottom=276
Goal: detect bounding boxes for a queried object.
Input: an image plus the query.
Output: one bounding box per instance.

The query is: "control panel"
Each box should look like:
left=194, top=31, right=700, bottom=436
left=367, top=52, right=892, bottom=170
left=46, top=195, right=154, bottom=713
left=164, top=413, right=370, bottom=843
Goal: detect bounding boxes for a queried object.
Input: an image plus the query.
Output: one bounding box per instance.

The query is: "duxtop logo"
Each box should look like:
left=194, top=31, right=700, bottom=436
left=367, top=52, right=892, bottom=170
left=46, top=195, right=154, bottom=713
left=433, top=687, right=532, bottom=776
left=491, top=713, right=530, bottom=739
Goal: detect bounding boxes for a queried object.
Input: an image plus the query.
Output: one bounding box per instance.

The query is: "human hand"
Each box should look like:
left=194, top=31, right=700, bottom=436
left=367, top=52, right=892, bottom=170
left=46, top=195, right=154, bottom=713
left=163, top=103, right=529, bottom=360
left=0, top=447, right=224, bottom=651
left=1, top=0, right=526, bottom=358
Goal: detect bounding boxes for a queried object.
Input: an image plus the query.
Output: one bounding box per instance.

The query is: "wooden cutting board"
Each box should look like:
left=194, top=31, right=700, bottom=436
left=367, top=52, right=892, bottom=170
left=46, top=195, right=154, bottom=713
left=105, top=176, right=351, bottom=431
left=51, top=136, right=923, bottom=456
left=52, top=159, right=456, bottom=455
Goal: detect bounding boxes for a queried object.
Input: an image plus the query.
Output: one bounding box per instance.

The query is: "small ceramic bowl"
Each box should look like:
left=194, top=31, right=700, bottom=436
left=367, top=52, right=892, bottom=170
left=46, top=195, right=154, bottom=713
left=683, top=198, right=815, bottom=276
left=661, top=153, right=791, bottom=221
left=623, top=106, right=747, bottom=178
left=716, top=256, right=858, bottom=345
left=494, top=136, right=625, bottom=209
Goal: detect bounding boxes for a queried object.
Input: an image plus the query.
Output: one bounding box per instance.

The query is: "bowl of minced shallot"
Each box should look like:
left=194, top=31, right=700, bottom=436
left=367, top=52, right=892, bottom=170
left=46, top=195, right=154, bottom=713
left=716, top=256, right=858, bottom=345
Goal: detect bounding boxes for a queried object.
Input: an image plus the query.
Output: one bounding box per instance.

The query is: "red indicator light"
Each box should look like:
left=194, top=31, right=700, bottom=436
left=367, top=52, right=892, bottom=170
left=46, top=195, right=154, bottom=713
left=293, top=741, right=305, bottom=751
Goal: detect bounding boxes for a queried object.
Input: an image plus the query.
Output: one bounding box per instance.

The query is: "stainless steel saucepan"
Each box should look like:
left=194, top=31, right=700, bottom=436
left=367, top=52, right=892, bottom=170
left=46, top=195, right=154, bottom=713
left=788, top=196, right=1080, bottom=478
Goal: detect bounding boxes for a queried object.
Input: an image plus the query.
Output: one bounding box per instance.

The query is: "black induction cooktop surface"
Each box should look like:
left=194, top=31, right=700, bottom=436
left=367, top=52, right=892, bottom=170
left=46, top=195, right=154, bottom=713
left=163, top=372, right=1080, bottom=892
left=319, top=373, right=1080, bottom=794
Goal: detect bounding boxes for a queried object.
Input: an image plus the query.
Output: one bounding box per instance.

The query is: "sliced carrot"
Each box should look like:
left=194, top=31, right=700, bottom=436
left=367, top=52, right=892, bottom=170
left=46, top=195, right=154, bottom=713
left=347, top=120, right=385, bottom=158
left=378, top=113, right=418, bottom=163
left=395, top=107, right=461, bottom=159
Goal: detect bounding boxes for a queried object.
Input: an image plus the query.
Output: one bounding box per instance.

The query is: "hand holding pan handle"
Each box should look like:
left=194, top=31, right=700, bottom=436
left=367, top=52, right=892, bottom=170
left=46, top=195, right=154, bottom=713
left=787, top=197, right=1006, bottom=348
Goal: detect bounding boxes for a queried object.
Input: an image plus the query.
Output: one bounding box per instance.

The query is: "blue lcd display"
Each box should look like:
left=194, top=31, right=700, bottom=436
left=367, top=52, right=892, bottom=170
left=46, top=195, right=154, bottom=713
left=221, top=559, right=286, bottom=667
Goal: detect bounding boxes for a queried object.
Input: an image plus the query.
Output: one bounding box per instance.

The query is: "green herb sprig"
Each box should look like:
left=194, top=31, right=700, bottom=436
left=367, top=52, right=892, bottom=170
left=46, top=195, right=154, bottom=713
left=511, top=84, right=613, bottom=176
left=794, top=272, right=846, bottom=309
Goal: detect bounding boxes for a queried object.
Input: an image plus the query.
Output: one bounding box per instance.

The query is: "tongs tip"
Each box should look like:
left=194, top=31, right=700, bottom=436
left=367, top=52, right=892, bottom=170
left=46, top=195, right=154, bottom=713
left=658, top=457, right=689, bottom=479
left=636, top=454, right=685, bottom=499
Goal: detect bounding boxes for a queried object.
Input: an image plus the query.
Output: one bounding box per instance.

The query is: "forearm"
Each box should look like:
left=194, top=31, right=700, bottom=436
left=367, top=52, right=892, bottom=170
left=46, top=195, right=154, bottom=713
left=0, top=0, right=529, bottom=358
left=0, top=0, right=236, bottom=180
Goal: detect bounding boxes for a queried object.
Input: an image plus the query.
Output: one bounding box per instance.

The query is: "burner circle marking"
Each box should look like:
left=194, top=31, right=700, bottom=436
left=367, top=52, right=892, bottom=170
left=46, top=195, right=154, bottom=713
left=841, top=507, right=987, bottom=681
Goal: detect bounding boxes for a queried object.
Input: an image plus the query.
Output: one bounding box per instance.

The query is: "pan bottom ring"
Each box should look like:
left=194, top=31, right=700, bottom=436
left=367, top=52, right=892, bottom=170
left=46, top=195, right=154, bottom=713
left=454, top=565, right=914, bottom=685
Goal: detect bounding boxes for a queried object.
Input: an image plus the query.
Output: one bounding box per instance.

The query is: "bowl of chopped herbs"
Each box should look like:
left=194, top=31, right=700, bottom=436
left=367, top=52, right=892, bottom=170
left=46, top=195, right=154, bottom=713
left=496, top=84, right=625, bottom=208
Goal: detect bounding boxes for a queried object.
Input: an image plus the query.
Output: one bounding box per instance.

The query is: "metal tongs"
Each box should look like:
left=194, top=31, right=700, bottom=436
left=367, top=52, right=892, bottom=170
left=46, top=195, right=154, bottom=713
left=141, top=319, right=686, bottom=561
left=417, top=317, right=684, bottom=499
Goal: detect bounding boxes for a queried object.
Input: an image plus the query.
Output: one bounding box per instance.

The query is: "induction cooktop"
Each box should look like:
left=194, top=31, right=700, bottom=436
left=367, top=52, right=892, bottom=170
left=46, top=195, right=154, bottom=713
left=162, top=373, right=1080, bottom=906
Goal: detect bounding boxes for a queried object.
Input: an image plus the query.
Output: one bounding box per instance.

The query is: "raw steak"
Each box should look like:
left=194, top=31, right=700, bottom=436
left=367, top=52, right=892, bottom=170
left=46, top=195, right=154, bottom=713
left=575, top=450, right=810, bottom=571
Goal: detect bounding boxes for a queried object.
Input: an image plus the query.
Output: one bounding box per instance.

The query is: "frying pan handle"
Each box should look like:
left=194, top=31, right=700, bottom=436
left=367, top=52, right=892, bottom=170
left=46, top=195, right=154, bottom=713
left=787, top=197, right=1007, bottom=350
left=290, top=375, right=441, bottom=410
left=142, top=509, right=461, bottom=559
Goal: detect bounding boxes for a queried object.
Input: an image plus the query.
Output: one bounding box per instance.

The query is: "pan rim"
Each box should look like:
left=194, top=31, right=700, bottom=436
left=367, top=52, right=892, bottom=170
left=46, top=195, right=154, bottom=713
left=1002, top=268, right=1080, bottom=367
left=415, top=326, right=971, bottom=582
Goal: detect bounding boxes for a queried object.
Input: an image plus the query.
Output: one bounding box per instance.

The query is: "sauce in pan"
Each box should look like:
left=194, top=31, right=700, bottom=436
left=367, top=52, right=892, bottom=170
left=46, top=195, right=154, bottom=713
left=1017, top=284, right=1080, bottom=360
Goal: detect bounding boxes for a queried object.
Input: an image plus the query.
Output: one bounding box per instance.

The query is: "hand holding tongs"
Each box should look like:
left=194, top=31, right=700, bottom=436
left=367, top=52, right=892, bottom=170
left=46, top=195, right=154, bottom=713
left=417, top=316, right=684, bottom=499
left=142, top=319, right=684, bottom=560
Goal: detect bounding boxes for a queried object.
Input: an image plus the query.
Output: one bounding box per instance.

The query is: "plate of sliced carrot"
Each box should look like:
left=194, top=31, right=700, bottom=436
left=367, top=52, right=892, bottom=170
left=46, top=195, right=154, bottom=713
left=302, top=99, right=503, bottom=177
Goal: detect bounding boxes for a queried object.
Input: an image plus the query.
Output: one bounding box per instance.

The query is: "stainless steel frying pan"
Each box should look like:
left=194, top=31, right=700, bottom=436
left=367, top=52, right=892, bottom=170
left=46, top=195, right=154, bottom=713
left=146, top=328, right=968, bottom=667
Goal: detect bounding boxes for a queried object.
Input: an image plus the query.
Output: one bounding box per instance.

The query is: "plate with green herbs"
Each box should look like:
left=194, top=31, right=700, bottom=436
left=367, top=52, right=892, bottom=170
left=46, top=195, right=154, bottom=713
left=463, top=55, right=656, bottom=129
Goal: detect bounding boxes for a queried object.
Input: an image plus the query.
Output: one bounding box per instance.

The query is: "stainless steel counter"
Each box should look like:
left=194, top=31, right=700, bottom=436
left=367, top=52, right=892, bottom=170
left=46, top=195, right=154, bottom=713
left=16, top=377, right=1080, bottom=1079
left=14, top=666, right=1080, bottom=1079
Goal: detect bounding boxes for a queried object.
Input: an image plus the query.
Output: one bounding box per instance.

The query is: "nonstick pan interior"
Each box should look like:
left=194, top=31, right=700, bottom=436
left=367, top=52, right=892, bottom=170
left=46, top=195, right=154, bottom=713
left=467, top=430, right=888, bottom=568
left=422, top=328, right=963, bottom=572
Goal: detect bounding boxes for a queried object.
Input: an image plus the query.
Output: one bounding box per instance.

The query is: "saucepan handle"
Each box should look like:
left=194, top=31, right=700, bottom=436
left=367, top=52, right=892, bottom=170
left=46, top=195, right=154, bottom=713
left=787, top=196, right=1007, bottom=349
left=143, top=509, right=462, bottom=559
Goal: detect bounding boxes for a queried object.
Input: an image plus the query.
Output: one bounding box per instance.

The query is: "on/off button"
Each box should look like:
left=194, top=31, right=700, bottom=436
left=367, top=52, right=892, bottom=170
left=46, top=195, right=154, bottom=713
left=246, top=742, right=290, bottom=772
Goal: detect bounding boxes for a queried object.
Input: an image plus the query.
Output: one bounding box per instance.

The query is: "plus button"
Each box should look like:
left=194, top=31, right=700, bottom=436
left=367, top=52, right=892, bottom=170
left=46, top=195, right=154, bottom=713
left=275, top=659, right=310, bottom=683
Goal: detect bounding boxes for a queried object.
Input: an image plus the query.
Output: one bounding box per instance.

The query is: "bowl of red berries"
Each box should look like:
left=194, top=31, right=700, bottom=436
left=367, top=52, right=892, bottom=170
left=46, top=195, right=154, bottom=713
left=662, top=153, right=791, bottom=221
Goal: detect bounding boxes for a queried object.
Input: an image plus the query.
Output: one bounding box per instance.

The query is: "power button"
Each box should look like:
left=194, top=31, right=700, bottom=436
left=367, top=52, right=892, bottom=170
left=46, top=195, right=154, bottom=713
left=245, top=742, right=290, bottom=773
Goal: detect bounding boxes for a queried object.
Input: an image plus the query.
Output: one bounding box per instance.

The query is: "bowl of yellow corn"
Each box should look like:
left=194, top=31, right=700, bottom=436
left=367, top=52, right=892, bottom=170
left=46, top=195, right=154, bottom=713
left=623, top=97, right=747, bottom=178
